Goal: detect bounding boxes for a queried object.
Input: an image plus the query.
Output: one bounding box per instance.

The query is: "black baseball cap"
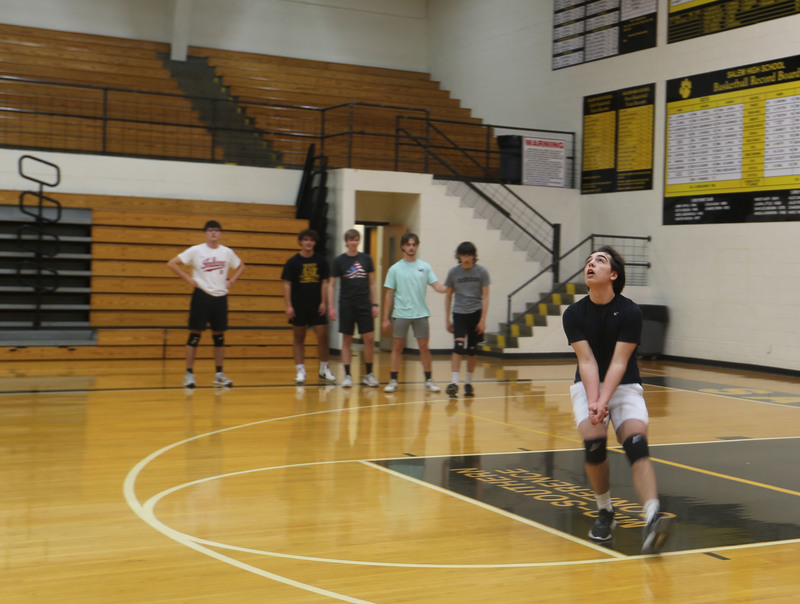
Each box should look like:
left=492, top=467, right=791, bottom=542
left=203, top=220, right=222, bottom=231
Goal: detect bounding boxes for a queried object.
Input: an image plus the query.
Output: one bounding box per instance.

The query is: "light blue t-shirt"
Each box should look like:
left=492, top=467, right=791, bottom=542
left=384, top=259, right=438, bottom=319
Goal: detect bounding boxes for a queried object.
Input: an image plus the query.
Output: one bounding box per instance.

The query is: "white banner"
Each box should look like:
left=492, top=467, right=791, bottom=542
left=522, top=137, right=566, bottom=187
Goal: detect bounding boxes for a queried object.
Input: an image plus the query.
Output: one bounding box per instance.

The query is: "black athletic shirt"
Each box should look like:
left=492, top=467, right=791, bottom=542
left=281, top=253, right=329, bottom=310
left=562, top=294, right=642, bottom=385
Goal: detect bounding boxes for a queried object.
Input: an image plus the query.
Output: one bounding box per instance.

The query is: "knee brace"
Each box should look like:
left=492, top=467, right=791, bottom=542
left=453, top=340, right=466, bottom=355
left=465, top=343, right=477, bottom=356
left=187, top=333, right=200, bottom=347
left=212, top=333, right=224, bottom=347
left=622, top=434, right=650, bottom=465
left=584, top=437, right=607, bottom=465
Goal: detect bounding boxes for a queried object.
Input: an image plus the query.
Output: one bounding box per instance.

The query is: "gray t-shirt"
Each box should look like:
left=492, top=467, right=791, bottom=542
left=444, top=264, right=490, bottom=314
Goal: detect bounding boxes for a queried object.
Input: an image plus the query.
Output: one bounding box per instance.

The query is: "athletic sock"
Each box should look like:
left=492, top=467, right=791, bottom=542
left=643, top=499, right=660, bottom=523
left=451, top=372, right=459, bottom=384
left=424, top=371, right=432, bottom=380
left=465, top=372, right=473, bottom=384
left=390, top=371, right=398, bottom=381
left=366, top=363, right=373, bottom=374
left=344, top=364, right=351, bottom=376
left=595, top=491, right=613, bottom=512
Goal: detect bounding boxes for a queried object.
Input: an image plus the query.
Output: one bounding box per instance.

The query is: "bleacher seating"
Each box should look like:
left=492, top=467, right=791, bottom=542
left=0, top=190, right=304, bottom=362
left=0, top=24, right=219, bottom=161
left=190, top=46, right=496, bottom=177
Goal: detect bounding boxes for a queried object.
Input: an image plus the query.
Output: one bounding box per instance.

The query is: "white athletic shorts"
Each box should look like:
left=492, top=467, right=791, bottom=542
left=570, top=381, right=649, bottom=429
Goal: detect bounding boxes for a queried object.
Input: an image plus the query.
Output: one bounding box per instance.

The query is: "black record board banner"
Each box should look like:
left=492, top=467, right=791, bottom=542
left=664, top=54, right=800, bottom=224
left=553, top=0, right=657, bottom=70
left=668, top=0, right=800, bottom=45
left=582, top=83, right=655, bottom=194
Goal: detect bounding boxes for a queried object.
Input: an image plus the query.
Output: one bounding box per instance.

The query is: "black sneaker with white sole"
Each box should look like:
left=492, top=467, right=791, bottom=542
left=588, top=508, right=616, bottom=541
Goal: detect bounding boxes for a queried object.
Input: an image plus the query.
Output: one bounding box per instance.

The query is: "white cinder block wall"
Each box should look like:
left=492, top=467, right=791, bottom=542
left=427, top=0, right=800, bottom=372
left=5, top=0, right=800, bottom=370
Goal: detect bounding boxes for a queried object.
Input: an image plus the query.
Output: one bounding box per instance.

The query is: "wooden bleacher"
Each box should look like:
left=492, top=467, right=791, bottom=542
left=0, top=24, right=221, bottom=162
left=0, top=24, right=498, bottom=176
left=190, top=46, right=497, bottom=177
left=0, top=190, right=304, bottom=362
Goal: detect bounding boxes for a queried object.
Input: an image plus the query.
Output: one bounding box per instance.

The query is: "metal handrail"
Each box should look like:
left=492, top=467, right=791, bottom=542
left=506, top=233, right=651, bottom=325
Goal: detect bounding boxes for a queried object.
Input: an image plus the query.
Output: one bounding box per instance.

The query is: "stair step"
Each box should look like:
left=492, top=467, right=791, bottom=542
left=499, top=323, right=533, bottom=337
left=0, top=251, right=92, bottom=260
left=0, top=286, right=90, bottom=293
left=0, top=269, right=91, bottom=277
left=0, top=303, right=91, bottom=310
left=481, top=332, right=518, bottom=349
left=0, top=328, right=96, bottom=346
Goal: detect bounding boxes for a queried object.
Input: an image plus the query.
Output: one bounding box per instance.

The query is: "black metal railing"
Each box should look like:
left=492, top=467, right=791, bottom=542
left=0, top=75, right=576, bottom=181
left=506, top=234, right=651, bottom=325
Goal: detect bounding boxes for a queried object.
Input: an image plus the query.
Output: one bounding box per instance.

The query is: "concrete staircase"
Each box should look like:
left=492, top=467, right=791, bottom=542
left=481, top=282, right=587, bottom=355
left=160, top=55, right=282, bottom=167
left=0, top=203, right=96, bottom=346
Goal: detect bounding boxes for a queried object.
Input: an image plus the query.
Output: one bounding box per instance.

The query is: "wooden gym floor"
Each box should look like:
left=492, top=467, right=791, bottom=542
left=2, top=352, right=799, bottom=603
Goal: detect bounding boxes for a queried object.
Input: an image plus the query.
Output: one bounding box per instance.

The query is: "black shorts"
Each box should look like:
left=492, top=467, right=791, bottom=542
left=290, top=305, right=328, bottom=327
left=188, top=288, right=228, bottom=332
left=452, top=310, right=482, bottom=350
left=338, top=303, right=374, bottom=335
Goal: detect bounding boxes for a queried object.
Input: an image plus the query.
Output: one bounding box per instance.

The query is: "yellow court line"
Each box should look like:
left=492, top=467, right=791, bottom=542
left=645, top=455, right=800, bottom=497
left=465, top=405, right=800, bottom=497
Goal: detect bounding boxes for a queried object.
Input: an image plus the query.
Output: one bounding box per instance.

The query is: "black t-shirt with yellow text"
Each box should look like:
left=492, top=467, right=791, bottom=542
left=281, top=253, right=329, bottom=310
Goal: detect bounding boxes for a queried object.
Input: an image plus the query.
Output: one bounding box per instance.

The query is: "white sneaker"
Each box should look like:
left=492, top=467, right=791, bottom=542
left=213, top=372, right=233, bottom=387
left=341, top=375, right=353, bottom=388
left=183, top=371, right=196, bottom=388
left=425, top=379, right=441, bottom=393
left=319, top=366, right=336, bottom=382
left=384, top=378, right=398, bottom=393
left=363, top=373, right=379, bottom=387
left=295, top=368, right=306, bottom=384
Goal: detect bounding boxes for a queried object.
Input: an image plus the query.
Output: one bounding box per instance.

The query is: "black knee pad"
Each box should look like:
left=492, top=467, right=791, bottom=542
left=584, top=437, right=607, bottom=465
left=212, top=333, right=224, bottom=347
left=187, top=333, right=200, bottom=347
left=622, top=434, right=650, bottom=465
left=465, top=344, right=477, bottom=356
left=453, top=340, right=465, bottom=355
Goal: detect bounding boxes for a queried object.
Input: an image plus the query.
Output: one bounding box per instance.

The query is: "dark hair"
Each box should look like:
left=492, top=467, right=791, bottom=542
left=455, top=241, right=477, bottom=261
left=344, top=228, right=360, bottom=241
left=203, top=220, right=222, bottom=231
left=596, top=245, right=626, bottom=294
left=298, top=229, right=319, bottom=242
left=400, top=232, right=419, bottom=246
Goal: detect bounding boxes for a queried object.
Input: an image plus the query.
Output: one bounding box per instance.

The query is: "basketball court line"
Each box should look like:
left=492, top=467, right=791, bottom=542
left=121, top=378, right=800, bottom=600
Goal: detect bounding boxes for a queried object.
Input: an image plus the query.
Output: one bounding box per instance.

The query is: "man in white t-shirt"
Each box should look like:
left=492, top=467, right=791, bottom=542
left=167, top=220, right=245, bottom=389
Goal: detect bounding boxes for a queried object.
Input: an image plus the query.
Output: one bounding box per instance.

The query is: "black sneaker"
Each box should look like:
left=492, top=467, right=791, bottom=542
left=642, top=512, right=672, bottom=554
left=588, top=508, right=616, bottom=541
left=464, top=383, right=475, bottom=397
left=445, top=383, right=458, bottom=396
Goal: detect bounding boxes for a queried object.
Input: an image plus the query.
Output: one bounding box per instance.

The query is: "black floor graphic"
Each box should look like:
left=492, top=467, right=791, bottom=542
left=373, top=439, right=800, bottom=556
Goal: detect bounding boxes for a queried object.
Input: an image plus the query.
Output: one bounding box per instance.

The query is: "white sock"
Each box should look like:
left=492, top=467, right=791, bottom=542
left=296, top=364, right=305, bottom=372
left=465, top=372, right=473, bottom=385
left=595, top=491, right=613, bottom=512
left=451, top=372, right=459, bottom=384
left=643, top=498, right=660, bottom=523
left=320, top=361, right=328, bottom=370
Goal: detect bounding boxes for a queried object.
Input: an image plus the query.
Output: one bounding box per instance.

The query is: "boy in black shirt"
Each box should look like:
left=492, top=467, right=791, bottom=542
left=282, top=229, right=335, bottom=384
left=562, top=245, right=671, bottom=554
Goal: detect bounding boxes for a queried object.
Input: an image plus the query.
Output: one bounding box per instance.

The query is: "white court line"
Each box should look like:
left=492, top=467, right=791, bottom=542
left=124, top=391, right=800, bottom=600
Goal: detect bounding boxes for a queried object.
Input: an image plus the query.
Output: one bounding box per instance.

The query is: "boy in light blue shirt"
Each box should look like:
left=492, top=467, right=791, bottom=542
left=382, top=232, right=447, bottom=393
